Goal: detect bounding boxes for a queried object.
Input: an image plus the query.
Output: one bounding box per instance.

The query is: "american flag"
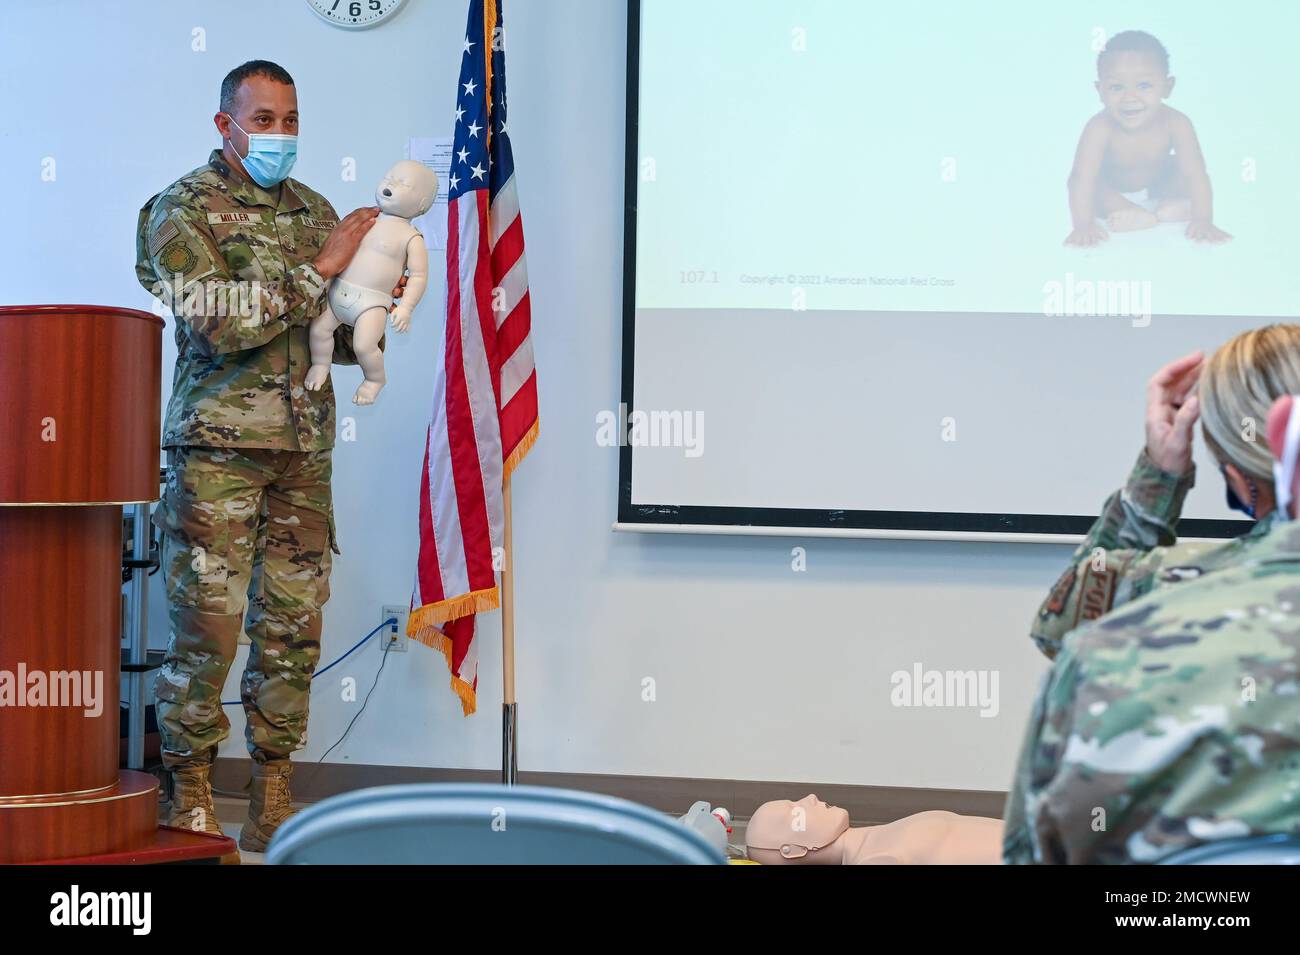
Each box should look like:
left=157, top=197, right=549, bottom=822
left=408, top=0, right=538, bottom=716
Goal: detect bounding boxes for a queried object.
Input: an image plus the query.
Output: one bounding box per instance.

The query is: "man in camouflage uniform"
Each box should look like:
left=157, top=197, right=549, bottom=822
left=136, top=60, right=394, bottom=852
left=1004, top=349, right=1300, bottom=863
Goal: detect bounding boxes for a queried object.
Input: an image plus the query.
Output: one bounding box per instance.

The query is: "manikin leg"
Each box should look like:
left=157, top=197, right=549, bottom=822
left=304, top=304, right=342, bottom=392
left=351, top=306, right=389, bottom=405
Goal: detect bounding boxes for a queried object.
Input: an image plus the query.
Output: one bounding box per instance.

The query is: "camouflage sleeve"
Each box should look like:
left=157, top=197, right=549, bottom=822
left=1003, top=641, right=1101, bottom=864
left=139, top=197, right=328, bottom=357
left=1029, top=449, right=1194, bottom=659
left=1001, top=662, right=1063, bottom=864
left=1005, top=579, right=1300, bottom=864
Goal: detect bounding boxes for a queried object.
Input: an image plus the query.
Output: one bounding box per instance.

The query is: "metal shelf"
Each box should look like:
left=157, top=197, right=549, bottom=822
left=121, top=649, right=165, bottom=674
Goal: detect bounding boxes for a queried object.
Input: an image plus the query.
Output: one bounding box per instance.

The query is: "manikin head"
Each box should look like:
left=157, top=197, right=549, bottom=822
left=376, top=160, right=439, bottom=219
left=746, top=794, right=850, bottom=865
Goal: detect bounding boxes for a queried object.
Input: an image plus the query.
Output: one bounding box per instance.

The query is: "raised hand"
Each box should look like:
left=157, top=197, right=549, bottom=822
left=313, top=207, right=380, bottom=280
left=1145, top=351, right=1204, bottom=474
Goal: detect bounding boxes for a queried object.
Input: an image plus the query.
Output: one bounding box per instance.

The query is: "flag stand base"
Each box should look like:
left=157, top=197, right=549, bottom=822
left=502, top=702, right=518, bottom=785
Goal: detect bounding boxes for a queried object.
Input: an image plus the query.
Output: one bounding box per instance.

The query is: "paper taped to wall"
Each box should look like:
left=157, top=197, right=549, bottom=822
left=406, top=136, right=453, bottom=250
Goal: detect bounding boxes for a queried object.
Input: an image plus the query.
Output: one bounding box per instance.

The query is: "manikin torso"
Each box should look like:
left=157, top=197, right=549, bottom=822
left=746, top=794, right=1003, bottom=865
left=334, top=213, right=420, bottom=308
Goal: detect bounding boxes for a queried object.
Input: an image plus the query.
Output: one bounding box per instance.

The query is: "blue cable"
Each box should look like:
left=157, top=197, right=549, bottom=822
left=219, top=616, right=398, bottom=707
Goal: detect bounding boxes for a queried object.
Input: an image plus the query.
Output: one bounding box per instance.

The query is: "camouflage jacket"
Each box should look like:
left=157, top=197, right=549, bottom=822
left=1004, top=508, right=1300, bottom=863
left=135, top=149, right=382, bottom=450
left=1029, top=450, right=1269, bottom=659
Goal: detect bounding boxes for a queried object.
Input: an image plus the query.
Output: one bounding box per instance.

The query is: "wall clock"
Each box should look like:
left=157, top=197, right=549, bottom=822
left=305, top=0, right=406, bottom=30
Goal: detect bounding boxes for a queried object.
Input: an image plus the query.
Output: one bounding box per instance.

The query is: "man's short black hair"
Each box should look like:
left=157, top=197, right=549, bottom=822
left=219, top=60, right=295, bottom=115
left=1098, top=31, right=1170, bottom=76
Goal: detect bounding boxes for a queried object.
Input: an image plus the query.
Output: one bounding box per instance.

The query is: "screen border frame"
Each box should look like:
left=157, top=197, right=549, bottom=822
left=616, top=0, right=1250, bottom=540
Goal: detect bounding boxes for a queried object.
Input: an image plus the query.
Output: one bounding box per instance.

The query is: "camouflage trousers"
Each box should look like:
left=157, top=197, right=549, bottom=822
left=152, top=446, right=338, bottom=771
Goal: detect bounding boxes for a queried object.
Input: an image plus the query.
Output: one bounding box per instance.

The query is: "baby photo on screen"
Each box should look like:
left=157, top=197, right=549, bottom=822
left=1064, top=30, right=1231, bottom=247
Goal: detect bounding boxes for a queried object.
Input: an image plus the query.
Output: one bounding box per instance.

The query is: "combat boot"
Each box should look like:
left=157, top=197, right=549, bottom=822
left=165, top=760, right=224, bottom=836
left=238, top=759, right=299, bottom=852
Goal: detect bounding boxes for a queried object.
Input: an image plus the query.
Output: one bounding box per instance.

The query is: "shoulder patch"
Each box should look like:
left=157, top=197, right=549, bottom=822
left=158, top=240, right=197, bottom=276
left=1043, top=565, right=1077, bottom=617
left=148, top=218, right=179, bottom=257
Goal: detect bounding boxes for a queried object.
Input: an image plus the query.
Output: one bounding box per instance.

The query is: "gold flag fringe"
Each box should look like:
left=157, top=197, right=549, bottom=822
left=408, top=587, right=499, bottom=629
left=483, top=0, right=497, bottom=150
left=503, top=418, right=539, bottom=483
left=410, top=621, right=478, bottom=716
left=407, top=589, right=500, bottom=717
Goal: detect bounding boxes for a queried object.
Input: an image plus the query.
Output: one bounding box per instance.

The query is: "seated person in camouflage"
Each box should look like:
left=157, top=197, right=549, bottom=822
left=1004, top=324, right=1300, bottom=863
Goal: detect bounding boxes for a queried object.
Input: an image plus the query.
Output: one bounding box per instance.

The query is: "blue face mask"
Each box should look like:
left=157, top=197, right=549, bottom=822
left=226, top=115, right=297, bottom=188
left=1221, top=465, right=1258, bottom=519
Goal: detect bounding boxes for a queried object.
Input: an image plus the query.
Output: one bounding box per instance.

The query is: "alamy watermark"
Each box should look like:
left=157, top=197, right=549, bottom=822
left=1042, top=272, right=1151, bottom=328
left=0, top=664, right=103, bottom=717
left=890, top=662, right=1000, bottom=718
left=49, top=885, right=151, bottom=934
left=149, top=273, right=263, bottom=327
left=596, top=403, right=704, bottom=458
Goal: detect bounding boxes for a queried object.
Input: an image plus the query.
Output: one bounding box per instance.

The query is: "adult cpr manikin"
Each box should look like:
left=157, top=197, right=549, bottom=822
left=304, top=160, right=438, bottom=405
left=746, top=794, right=1003, bottom=865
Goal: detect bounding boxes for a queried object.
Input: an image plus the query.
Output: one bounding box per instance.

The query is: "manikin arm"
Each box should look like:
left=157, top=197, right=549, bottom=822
left=392, top=233, right=429, bottom=328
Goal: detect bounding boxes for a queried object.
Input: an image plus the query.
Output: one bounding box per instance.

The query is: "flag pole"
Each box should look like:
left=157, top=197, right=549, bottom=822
left=501, top=473, right=518, bottom=784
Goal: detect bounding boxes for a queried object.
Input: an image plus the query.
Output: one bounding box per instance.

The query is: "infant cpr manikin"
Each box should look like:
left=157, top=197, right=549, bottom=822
left=304, top=160, right=438, bottom=405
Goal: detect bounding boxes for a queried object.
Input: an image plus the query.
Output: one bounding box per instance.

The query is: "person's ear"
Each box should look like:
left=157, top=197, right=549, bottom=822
left=1222, top=462, right=1254, bottom=506
left=213, top=112, right=231, bottom=140
left=1094, top=79, right=1103, bottom=102
left=1164, top=75, right=1176, bottom=98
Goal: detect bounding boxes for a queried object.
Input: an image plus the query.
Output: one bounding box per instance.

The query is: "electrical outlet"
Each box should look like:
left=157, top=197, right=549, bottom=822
left=380, top=604, right=409, bottom=653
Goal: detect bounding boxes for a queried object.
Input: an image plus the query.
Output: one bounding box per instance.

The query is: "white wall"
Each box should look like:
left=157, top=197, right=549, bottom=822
left=1, top=0, right=1071, bottom=791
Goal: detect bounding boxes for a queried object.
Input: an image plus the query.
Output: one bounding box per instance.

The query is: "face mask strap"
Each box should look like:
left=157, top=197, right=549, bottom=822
left=1223, top=465, right=1258, bottom=520
left=225, top=113, right=255, bottom=150
left=223, top=114, right=256, bottom=178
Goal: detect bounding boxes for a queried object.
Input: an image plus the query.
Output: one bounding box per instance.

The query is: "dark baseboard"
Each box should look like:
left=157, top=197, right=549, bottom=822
left=213, top=758, right=1007, bottom=824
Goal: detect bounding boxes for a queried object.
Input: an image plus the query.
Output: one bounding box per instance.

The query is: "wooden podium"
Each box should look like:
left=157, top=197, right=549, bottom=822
left=0, top=304, right=235, bottom=863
